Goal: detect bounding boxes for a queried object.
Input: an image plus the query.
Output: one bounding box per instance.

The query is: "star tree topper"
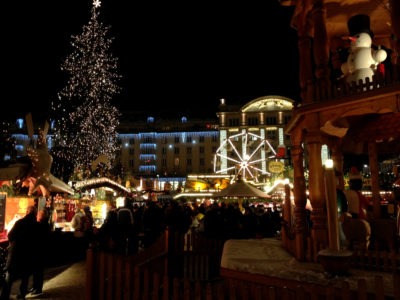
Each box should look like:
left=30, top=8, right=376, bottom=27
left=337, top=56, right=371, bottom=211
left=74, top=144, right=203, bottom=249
left=93, top=0, right=101, bottom=8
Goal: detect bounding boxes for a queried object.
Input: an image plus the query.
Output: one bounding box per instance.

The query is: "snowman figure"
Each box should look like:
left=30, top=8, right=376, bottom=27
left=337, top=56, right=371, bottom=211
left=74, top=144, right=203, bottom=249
left=341, top=14, right=387, bottom=84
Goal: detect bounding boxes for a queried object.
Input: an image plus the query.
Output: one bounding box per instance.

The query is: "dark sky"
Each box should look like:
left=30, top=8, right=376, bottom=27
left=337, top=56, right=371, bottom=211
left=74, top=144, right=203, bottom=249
left=3, top=1, right=299, bottom=119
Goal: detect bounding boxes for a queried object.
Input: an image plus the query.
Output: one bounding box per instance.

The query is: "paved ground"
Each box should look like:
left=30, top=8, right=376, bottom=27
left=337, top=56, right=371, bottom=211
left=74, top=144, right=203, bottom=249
left=9, top=260, right=86, bottom=300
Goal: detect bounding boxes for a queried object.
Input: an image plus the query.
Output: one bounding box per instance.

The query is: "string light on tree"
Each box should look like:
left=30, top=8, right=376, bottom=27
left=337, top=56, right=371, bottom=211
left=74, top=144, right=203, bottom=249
left=50, top=0, right=122, bottom=181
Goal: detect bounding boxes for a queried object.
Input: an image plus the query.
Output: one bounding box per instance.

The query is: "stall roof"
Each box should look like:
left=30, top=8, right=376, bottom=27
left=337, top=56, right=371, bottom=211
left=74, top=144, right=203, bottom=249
left=74, top=177, right=130, bottom=194
left=48, top=174, right=75, bottom=195
left=213, top=178, right=271, bottom=199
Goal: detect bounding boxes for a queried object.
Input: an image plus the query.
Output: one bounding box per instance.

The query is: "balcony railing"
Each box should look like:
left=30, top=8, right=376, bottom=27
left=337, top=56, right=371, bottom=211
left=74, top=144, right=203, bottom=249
left=305, top=64, right=400, bottom=104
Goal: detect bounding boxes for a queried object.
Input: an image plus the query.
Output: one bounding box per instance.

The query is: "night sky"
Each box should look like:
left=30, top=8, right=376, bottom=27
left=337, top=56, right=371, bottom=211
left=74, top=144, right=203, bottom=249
left=3, top=1, right=299, bottom=119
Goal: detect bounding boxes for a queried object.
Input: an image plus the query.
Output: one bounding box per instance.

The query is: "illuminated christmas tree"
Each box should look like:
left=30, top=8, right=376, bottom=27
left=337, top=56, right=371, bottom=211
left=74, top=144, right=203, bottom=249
left=50, top=0, right=121, bottom=181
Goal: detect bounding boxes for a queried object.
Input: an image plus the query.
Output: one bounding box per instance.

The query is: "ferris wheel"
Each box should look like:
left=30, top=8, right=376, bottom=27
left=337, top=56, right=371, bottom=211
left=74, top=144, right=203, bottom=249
left=213, top=131, right=277, bottom=182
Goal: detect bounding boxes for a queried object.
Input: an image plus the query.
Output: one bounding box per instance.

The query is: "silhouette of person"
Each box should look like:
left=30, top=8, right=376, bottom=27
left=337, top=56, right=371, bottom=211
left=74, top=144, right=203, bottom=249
left=116, top=199, right=136, bottom=254
left=70, top=206, right=87, bottom=260
left=29, top=209, right=52, bottom=295
left=97, top=207, right=119, bottom=252
left=1, top=206, right=39, bottom=300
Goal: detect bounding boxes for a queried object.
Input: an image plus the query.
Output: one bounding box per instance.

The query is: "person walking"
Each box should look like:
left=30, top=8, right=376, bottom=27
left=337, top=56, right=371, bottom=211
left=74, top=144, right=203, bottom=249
left=97, top=207, right=119, bottom=252
left=116, top=199, right=136, bottom=254
left=0, top=205, right=39, bottom=300
left=29, top=209, right=52, bottom=296
left=71, top=206, right=85, bottom=237
left=70, top=206, right=87, bottom=260
left=82, top=205, right=94, bottom=242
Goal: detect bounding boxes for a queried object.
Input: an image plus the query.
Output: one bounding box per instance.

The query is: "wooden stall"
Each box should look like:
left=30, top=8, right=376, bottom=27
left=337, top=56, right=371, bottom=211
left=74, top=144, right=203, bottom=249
left=282, top=0, right=400, bottom=262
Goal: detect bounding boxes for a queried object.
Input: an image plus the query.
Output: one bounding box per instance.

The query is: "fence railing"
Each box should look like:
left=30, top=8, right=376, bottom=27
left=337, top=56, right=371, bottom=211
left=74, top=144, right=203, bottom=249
left=168, top=230, right=226, bottom=280
left=86, top=230, right=400, bottom=300
left=86, top=230, right=169, bottom=300
left=350, top=249, right=400, bottom=273
left=220, top=267, right=400, bottom=300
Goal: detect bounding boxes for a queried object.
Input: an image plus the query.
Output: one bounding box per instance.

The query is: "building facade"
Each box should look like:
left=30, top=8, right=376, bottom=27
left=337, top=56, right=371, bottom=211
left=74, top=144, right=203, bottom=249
left=10, top=95, right=294, bottom=191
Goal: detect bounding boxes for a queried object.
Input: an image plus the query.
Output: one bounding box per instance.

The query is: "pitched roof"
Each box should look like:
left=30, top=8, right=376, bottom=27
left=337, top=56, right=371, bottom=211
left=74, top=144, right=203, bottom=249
left=213, top=178, right=270, bottom=199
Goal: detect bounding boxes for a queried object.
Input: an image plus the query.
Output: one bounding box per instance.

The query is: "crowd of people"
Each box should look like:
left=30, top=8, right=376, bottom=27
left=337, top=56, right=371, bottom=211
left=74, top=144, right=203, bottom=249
left=93, top=198, right=283, bottom=255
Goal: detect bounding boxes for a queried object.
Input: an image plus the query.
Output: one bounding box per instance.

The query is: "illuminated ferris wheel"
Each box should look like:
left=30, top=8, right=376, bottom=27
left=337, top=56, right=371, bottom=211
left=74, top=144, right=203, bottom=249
left=213, top=131, right=277, bottom=182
